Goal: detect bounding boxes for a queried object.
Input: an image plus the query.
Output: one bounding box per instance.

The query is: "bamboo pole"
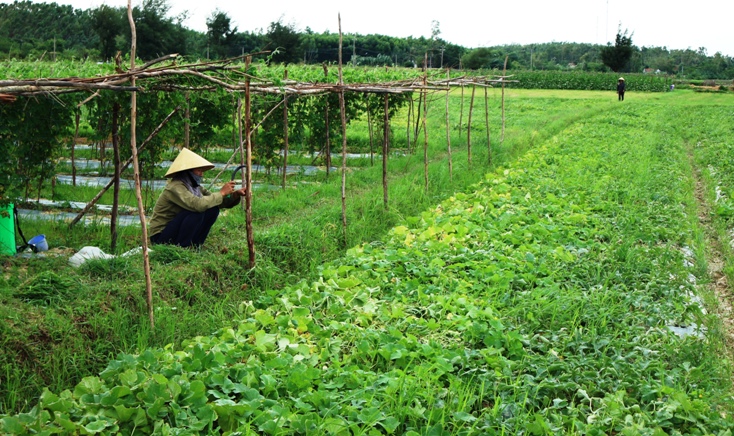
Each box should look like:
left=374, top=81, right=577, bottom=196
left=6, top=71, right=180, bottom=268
left=110, top=103, right=120, bottom=252
left=232, top=94, right=237, bottom=150
left=237, top=95, right=244, bottom=202
left=367, top=98, right=374, bottom=166
left=413, top=92, right=422, bottom=148
left=282, top=94, right=289, bottom=189
left=382, top=94, right=389, bottom=210
left=244, top=56, right=255, bottom=268
left=72, top=109, right=79, bottom=186
left=445, top=69, right=453, bottom=181
left=458, top=82, right=464, bottom=138
left=484, top=86, right=491, bottom=166
left=184, top=92, right=190, bottom=148
left=467, top=84, right=475, bottom=167
left=502, top=55, right=508, bottom=142
left=282, top=69, right=289, bottom=190
left=422, top=53, right=429, bottom=192
left=406, top=95, right=412, bottom=153
left=338, top=15, right=348, bottom=245
left=127, top=0, right=154, bottom=329
left=323, top=64, right=331, bottom=177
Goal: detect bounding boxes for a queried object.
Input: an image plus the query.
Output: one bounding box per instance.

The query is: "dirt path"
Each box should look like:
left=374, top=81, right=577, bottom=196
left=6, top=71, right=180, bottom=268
left=691, top=154, right=734, bottom=367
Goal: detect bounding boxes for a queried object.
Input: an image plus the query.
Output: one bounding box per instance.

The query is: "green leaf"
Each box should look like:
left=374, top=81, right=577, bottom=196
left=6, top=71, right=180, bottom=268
left=0, top=417, right=26, bottom=434
left=337, top=277, right=362, bottom=289
left=379, top=416, right=401, bottom=433
left=453, top=411, right=477, bottom=422
left=254, top=310, right=276, bottom=327
left=73, top=376, right=105, bottom=397
left=84, top=420, right=110, bottom=433
left=254, top=330, right=277, bottom=351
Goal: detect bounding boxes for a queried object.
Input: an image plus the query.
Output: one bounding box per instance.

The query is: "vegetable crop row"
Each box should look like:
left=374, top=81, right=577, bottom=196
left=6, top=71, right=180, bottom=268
left=2, top=94, right=732, bottom=434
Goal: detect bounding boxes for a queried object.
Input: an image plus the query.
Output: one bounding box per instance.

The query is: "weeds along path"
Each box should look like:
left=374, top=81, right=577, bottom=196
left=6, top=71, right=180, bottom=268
left=674, top=96, right=734, bottom=375
left=690, top=151, right=734, bottom=376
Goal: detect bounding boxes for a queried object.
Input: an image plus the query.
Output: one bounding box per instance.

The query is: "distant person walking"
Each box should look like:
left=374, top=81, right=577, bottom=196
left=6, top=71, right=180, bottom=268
left=617, top=77, right=626, bottom=101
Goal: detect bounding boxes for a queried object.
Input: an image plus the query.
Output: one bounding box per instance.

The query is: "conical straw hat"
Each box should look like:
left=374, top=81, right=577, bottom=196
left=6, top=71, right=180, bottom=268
left=165, top=148, right=215, bottom=177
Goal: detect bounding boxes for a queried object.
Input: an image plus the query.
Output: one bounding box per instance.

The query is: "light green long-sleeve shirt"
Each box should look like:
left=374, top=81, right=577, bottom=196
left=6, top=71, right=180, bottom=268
left=148, top=179, right=241, bottom=237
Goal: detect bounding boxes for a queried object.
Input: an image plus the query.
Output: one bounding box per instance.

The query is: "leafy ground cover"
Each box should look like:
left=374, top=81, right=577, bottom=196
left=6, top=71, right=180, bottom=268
left=3, top=90, right=734, bottom=434
left=0, top=88, right=604, bottom=414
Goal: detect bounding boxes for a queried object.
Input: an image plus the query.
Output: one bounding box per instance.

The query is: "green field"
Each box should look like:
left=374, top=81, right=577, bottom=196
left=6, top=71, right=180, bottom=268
left=2, top=89, right=734, bottom=434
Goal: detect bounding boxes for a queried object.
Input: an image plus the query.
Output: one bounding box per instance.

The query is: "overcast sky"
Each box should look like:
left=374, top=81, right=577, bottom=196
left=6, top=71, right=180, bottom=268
left=29, top=0, right=734, bottom=57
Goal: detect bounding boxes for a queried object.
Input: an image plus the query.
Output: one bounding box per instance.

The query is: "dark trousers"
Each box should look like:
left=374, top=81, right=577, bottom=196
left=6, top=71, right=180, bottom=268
left=618, top=91, right=625, bottom=101
left=151, top=207, right=219, bottom=248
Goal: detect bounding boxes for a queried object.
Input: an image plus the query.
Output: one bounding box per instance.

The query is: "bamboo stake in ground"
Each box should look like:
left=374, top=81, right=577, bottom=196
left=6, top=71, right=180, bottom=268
left=445, top=68, right=453, bottom=181
left=282, top=93, right=289, bottom=189
left=458, top=82, right=464, bottom=138
left=72, top=109, right=79, bottom=186
left=282, top=69, right=289, bottom=189
left=484, top=86, right=491, bottom=166
left=237, top=95, right=243, bottom=199
left=467, top=84, right=476, bottom=167
left=422, top=53, right=429, bottom=192
left=406, top=95, right=413, bottom=154
left=184, top=92, right=190, bottom=148
left=382, top=93, right=389, bottom=210
left=110, top=102, right=120, bottom=252
left=413, top=92, right=422, bottom=149
left=367, top=97, right=374, bottom=166
left=323, top=64, right=331, bottom=177
left=502, top=55, right=508, bottom=142
left=244, top=56, right=255, bottom=268
left=338, top=15, right=348, bottom=245
left=127, top=0, right=154, bottom=329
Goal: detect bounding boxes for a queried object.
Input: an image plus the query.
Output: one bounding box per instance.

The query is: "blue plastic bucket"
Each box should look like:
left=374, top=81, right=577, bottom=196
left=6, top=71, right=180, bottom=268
left=28, top=234, right=49, bottom=252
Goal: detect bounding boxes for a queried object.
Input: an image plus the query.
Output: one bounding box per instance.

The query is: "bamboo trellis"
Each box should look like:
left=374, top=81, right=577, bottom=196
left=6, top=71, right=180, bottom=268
left=1, top=22, right=516, bottom=329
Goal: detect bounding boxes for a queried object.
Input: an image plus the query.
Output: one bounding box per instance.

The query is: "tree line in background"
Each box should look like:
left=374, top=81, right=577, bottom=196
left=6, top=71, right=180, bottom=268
left=1, top=0, right=733, bottom=79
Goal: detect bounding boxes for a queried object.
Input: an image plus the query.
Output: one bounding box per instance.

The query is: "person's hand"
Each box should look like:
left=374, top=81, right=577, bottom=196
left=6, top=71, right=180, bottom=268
left=219, top=181, right=237, bottom=196
left=233, top=187, right=247, bottom=197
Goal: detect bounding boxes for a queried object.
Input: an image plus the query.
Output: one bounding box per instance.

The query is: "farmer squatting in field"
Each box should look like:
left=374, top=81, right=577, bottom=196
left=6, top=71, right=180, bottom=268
left=148, top=148, right=246, bottom=248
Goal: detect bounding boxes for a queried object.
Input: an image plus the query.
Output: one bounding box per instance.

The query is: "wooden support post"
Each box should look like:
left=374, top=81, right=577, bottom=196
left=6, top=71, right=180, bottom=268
left=406, top=96, right=413, bottom=153
left=72, top=109, right=79, bottom=187
left=338, top=14, right=348, bottom=245
left=458, top=82, right=464, bottom=138
left=282, top=69, right=289, bottom=190
left=110, top=103, right=120, bottom=252
left=422, top=53, right=429, bottom=192
left=382, top=93, right=389, bottom=210
left=445, top=69, right=453, bottom=181
left=323, top=64, right=331, bottom=177
left=244, top=56, right=255, bottom=269
left=467, top=85, right=476, bottom=167
left=184, top=92, right=190, bottom=148
left=127, top=0, right=154, bottom=329
left=484, top=86, right=491, bottom=165
left=502, top=55, right=508, bottom=142
left=367, top=98, right=374, bottom=166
